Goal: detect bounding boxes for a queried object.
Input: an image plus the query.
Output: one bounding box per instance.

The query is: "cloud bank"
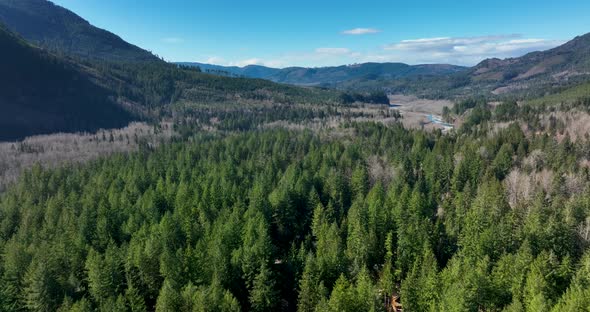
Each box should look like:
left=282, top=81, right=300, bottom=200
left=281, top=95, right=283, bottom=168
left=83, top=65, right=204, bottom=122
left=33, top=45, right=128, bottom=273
left=381, top=35, right=564, bottom=65
left=201, top=34, right=565, bottom=68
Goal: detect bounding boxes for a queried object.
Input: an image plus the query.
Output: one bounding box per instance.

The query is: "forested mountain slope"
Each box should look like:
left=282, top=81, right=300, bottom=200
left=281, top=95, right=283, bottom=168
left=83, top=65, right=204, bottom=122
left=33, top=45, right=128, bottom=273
left=0, top=0, right=159, bottom=62
left=376, top=32, right=590, bottom=99
left=0, top=25, right=344, bottom=141
left=180, top=62, right=467, bottom=86
left=0, top=25, right=132, bottom=141
left=0, top=3, right=349, bottom=141
left=90, top=62, right=345, bottom=111
left=471, top=32, right=590, bottom=84
left=0, top=33, right=345, bottom=141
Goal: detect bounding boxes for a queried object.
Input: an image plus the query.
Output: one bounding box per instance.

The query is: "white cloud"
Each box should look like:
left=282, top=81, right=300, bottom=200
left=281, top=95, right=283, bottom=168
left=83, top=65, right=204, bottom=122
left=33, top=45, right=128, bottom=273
left=162, top=37, right=184, bottom=44
left=342, top=28, right=381, bottom=35
left=196, top=34, right=565, bottom=68
left=381, top=34, right=564, bottom=65
left=385, top=35, right=520, bottom=51
left=315, top=48, right=351, bottom=55
left=200, top=56, right=281, bottom=68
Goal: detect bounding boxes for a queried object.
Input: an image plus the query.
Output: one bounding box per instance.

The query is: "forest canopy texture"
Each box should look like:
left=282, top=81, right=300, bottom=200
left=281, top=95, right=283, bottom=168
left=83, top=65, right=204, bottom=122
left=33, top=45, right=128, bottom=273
left=0, top=120, right=589, bottom=311
left=1, top=0, right=590, bottom=311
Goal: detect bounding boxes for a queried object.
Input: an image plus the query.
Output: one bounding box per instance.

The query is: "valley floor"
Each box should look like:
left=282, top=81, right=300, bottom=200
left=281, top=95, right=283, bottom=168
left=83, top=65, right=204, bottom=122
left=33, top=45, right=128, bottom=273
left=0, top=96, right=455, bottom=193
left=388, top=95, right=454, bottom=131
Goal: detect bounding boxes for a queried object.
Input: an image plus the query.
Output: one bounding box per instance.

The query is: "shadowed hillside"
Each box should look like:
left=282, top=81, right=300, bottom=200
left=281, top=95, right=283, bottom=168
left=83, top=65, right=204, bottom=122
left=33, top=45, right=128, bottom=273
left=0, top=25, right=132, bottom=141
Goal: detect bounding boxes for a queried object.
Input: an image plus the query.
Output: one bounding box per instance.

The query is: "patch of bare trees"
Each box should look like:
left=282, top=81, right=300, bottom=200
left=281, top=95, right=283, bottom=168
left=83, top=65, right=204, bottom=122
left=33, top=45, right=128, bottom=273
left=0, top=122, right=174, bottom=191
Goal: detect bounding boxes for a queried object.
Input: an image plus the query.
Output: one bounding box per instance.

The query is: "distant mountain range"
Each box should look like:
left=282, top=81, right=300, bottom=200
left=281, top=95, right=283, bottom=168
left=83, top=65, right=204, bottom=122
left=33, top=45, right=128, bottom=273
left=178, top=62, right=468, bottom=86
left=182, top=33, right=590, bottom=97
left=178, top=63, right=281, bottom=79
left=0, top=0, right=159, bottom=62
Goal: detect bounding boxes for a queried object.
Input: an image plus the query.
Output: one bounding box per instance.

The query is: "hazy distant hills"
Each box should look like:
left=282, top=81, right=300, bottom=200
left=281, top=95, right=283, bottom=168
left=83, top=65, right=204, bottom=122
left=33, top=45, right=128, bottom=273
left=185, top=32, right=590, bottom=98
left=0, top=0, right=159, bottom=62
left=178, top=63, right=282, bottom=79
left=178, top=62, right=467, bottom=86
left=0, top=24, right=132, bottom=140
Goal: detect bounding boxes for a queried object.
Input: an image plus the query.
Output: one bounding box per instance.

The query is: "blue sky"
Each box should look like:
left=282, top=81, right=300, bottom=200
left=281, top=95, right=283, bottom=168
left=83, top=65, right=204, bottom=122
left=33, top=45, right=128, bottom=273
left=52, top=0, right=590, bottom=68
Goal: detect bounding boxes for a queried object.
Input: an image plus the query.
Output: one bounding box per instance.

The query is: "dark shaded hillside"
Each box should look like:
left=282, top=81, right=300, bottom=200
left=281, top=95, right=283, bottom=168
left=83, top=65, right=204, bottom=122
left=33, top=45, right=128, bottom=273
left=179, top=62, right=467, bottom=86
left=0, top=25, right=133, bottom=141
left=0, top=0, right=348, bottom=141
left=0, top=25, right=346, bottom=141
left=0, top=27, right=345, bottom=141
left=0, top=39, right=343, bottom=141
left=0, top=0, right=159, bottom=62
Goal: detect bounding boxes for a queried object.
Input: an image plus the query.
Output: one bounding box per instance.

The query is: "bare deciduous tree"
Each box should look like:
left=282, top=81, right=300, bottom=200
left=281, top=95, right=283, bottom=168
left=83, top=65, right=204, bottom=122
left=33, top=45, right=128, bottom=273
left=0, top=122, right=173, bottom=191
